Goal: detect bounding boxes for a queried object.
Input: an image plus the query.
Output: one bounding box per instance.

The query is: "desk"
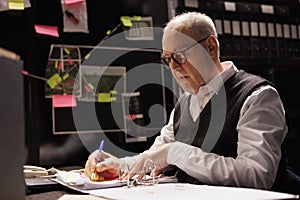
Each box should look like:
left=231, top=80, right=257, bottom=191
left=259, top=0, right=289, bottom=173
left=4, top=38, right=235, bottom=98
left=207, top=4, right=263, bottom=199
left=25, top=185, right=80, bottom=200
left=25, top=166, right=84, bottom=200
left=25, top=188, right=106, bottom=200
left=24, top=165, right=299, bottom=200
left=25, top=184, right=300, bottom=200
left=26, top=190, right=69, bottom=200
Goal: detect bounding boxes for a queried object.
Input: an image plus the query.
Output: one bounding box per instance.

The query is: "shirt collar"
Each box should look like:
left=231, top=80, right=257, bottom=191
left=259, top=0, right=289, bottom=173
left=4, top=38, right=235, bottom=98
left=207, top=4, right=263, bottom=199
left=194, top=61, right=238, bottom=98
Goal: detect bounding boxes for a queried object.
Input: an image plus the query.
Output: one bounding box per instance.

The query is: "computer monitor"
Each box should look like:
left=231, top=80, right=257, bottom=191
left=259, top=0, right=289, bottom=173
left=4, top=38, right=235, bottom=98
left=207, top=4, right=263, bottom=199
left=0, top=55, right=25, bottom=199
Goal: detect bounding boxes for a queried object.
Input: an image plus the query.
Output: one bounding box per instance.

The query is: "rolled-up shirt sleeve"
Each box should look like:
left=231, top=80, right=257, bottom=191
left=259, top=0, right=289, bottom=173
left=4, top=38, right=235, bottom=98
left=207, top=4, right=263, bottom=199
left=166, top=85, right=288, bottom=189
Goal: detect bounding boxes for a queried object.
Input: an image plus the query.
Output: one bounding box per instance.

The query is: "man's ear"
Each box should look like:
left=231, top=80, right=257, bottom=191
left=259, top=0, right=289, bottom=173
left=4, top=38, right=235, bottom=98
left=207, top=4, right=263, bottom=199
left=207, top=36, right=218, bottom=57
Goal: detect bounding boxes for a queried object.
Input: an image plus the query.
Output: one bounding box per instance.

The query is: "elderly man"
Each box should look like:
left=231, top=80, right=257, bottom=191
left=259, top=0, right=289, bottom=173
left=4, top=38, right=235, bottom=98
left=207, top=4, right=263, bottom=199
left=84, top=12, right=299, bottom=194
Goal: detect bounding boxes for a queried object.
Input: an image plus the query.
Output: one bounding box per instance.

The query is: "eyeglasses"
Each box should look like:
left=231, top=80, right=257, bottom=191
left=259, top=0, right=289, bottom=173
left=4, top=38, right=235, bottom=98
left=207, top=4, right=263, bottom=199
left=161, top=36, right=209, bottom=67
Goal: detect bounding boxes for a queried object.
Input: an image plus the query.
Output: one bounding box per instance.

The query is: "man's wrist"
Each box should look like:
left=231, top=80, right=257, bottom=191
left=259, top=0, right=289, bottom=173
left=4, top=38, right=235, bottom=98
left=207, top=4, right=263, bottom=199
left=167, top=141, right=191, bottom=165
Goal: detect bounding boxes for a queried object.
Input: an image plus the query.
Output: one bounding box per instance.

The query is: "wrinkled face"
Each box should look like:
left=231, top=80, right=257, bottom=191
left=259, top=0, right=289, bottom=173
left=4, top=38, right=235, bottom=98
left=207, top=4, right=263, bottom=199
left=162, top=29, right=216, bottom=94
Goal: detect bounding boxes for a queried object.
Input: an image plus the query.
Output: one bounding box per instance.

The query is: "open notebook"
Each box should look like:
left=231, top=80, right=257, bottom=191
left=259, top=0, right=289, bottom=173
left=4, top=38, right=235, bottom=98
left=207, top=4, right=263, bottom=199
left=54, top=169, right=178, bottom=191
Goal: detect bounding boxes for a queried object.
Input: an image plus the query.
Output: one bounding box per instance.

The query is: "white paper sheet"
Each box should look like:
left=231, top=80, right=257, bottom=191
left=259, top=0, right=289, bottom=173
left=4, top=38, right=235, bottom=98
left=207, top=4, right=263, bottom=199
left=89, top=183, right=298, bottom=200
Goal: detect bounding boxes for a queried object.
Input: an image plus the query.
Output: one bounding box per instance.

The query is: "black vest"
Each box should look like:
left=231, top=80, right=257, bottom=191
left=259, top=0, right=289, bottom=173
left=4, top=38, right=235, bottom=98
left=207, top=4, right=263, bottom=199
left=169, top=70, right=300, bottom=194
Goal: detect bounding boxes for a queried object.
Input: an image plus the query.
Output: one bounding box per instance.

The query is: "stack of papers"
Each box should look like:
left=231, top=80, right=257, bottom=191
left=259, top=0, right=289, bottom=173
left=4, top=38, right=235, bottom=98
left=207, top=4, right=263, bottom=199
left=54, top=170, right=178, bottom=191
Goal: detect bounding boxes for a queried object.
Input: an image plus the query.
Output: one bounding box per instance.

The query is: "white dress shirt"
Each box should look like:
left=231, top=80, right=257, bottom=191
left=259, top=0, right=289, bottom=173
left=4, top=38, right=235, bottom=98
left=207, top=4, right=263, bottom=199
left=123, top=61, right=287, bottom=190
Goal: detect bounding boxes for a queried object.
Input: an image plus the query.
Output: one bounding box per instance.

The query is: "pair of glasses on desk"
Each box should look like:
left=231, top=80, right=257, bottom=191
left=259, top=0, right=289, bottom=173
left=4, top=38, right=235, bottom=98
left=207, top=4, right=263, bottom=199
left=118, top=159, right=159, bottom=187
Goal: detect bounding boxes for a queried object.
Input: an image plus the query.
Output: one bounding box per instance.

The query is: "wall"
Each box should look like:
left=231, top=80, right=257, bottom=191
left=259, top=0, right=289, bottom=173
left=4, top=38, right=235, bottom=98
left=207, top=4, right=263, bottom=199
left=1, top=0, right=169, bottom=167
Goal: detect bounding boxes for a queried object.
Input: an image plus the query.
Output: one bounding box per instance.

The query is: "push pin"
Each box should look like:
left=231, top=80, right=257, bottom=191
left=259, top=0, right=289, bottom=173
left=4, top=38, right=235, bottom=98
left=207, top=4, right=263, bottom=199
left=64, top=10, right=80, bottom=24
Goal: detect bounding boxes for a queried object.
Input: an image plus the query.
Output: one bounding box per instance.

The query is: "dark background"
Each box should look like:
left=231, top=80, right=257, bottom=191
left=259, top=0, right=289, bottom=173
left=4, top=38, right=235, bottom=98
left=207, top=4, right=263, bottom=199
left=0, top=0, right=299, bottom=175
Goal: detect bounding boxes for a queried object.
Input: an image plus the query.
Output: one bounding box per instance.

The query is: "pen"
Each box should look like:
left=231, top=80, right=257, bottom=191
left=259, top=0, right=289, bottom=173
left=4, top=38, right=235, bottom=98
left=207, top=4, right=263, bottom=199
left=91, top=140, right=104, bottom=181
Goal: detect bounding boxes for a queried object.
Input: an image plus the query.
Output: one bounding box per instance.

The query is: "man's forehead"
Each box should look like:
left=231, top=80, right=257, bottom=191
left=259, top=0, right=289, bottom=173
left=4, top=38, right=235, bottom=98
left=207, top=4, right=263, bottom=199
left=162, top=29, right=195, bottom=52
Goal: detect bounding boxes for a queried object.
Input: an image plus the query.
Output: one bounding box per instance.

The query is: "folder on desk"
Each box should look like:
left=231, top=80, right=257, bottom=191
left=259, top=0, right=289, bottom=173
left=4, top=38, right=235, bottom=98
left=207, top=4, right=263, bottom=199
left=54, top=169, right=178, bottom=191
left=55, top=170, right=125, bottom=190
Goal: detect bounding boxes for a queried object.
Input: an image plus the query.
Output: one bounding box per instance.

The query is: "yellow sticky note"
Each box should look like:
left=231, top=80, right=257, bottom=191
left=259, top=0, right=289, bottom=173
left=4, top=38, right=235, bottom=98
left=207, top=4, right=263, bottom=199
left=133, top=16, right=142, bottom=21
left=47, top=73, right=62, bottom=89
left=98, top=93, right=111, bottom=103
left=64, top=48, right=70, bottom=55
left=110, top=90, right=117, bottom=94
left=84, top=53, right=91, bottom=60
left=106, top=30, right=111, bottom=35
left=54, top=60, right=58, bottom=69
left=120, top=16, right=132, bottom=27
left=87, top=83, right=94, bottom=90
left=110, top=97, right=117, bottom=101
left=8, top=0, right=24, bottom=10
left=62, top=73, right=69, bottom=80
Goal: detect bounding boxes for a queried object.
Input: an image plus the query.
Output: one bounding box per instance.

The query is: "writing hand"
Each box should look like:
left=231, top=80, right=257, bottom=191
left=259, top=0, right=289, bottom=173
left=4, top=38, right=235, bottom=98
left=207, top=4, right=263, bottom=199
left=84, top=151, right=119, bottom=181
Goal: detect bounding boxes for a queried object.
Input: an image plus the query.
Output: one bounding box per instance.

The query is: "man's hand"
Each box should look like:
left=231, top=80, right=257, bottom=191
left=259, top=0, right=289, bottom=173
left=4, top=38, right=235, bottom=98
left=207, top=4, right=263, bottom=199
left=84, top=151, right=120, bottom=181
left=122, top=143, right=173, bottom=180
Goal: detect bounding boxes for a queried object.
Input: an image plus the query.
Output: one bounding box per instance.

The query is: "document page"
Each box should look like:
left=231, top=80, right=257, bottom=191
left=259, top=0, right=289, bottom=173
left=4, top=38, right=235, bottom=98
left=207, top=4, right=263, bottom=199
left=89, top=183, right=298, bottom=200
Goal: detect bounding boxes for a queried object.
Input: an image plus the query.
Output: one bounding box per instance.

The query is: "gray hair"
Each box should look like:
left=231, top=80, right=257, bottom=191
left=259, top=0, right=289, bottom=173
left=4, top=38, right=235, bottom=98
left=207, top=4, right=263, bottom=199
left=164, top=12, right=217, bottom=40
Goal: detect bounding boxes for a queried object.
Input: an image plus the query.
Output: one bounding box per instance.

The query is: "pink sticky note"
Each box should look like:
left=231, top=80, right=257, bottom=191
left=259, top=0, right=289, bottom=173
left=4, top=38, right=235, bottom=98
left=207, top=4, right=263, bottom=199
left=34, top=24, right=59, bottom=37
left=64, top=0, right=83, bottom=4
left=52, top=94, right=77, bottom=108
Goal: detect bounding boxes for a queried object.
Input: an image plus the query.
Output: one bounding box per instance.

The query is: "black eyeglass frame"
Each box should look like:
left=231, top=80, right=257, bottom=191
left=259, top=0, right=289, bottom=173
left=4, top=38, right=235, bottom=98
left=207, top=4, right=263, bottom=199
left=161, top=36, right=209, bottom=67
